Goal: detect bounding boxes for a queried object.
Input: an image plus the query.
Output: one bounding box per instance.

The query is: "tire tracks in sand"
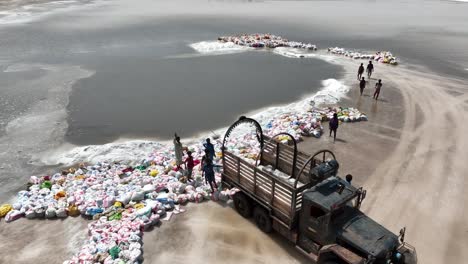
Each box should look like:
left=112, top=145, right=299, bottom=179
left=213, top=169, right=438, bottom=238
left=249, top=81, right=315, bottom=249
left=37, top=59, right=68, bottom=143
left=361, top=65, right=468, bottom=264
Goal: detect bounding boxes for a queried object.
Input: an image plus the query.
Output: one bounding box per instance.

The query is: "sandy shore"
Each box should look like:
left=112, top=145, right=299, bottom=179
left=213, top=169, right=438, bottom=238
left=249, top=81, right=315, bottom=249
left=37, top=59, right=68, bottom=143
left=300, top=56, right=468, bottom=264
left=1, top=55, right=467, bottom=264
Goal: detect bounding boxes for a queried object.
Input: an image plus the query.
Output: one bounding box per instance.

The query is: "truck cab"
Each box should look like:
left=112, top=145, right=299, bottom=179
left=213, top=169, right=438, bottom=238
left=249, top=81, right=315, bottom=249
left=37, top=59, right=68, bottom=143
left=299, top=176, right=415, bottom=264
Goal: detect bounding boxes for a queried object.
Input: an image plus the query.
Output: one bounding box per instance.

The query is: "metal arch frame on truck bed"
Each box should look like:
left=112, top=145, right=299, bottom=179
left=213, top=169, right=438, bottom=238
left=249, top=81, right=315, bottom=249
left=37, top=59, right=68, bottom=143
left=222, top=116, right=264, bottom=152
left=256, top=132, right=298, bottom=178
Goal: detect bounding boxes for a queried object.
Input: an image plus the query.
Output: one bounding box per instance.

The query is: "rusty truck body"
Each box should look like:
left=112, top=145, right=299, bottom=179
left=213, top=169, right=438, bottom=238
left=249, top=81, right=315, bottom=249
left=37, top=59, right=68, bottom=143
left=221, top=117, right=417, bottom=264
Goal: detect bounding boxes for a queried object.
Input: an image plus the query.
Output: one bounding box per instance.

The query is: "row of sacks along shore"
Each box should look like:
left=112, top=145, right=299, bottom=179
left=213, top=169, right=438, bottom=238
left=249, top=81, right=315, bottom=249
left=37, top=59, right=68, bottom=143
left=218, top=33, right=317, bottom=50
left=263, top=106, right=368, bottom=143
left=0, top=105, right=367, bottom=263
left=327, top=47, right=398, bottom=65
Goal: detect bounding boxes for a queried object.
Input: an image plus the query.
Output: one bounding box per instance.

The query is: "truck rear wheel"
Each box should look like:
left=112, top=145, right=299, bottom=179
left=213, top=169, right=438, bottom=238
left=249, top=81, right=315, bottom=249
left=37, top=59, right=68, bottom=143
left=233, top=192, right=252, bottom=218
left=253, top=206, right=272, bottom=233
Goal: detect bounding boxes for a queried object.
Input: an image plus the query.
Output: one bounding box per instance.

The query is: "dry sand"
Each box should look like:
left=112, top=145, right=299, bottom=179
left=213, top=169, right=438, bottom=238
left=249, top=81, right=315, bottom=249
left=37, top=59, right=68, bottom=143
left=143, top=202, right=309, bottom=264
left=1, top=56, right=467, bottom=264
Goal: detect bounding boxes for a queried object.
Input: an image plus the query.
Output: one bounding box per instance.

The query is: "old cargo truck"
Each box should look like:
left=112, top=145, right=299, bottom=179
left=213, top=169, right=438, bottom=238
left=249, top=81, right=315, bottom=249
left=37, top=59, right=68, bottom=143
left=221, top=117, right=417, bottom=264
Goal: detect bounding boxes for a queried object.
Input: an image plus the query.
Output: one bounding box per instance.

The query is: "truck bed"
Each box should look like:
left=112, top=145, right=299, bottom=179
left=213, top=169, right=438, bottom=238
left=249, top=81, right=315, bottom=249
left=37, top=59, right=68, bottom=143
left=222, top=136, right=318, bottom=229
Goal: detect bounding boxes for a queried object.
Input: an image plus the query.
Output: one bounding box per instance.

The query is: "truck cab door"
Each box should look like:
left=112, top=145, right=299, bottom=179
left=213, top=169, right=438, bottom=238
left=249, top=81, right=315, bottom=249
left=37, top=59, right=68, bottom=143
left=303, top=204, right=329, bottom=244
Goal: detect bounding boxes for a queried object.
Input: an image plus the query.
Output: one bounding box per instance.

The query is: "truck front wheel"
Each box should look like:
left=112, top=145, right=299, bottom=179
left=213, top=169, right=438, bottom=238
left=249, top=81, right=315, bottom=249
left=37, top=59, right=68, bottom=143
left=233, top=192, right=252, bottom=218
left=253, top=206, right=272, bottom=233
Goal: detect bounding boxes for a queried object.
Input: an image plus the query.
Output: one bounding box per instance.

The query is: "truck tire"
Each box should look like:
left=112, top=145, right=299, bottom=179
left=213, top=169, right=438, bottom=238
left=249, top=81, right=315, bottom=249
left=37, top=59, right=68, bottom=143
left=233, top=192, right=252, bottom=218
left=253, top=206, right=272, bottom=233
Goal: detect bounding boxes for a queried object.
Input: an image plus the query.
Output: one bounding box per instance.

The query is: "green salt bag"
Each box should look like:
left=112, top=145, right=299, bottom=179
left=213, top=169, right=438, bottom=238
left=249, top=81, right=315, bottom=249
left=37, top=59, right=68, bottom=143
left=40, top=181, right=52, bottom=189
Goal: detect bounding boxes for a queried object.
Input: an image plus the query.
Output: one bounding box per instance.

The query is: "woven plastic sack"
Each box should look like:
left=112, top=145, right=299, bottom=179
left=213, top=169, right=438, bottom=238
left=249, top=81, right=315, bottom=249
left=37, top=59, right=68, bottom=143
left=131, top=192, right=145, bottom=202
left=0, top=204, right=13, bottom=217
left=5, top=210, right=23, bottom=222
left=40, top=181, right=52, bottom=189
left=68, top=205, right=80, bottom=217
left=35, top=208, right=45, bottom=218
left=142, top=184, right=155, bottom=194
left=108, top=212, right=122, bottom=221
left=54, top=191, right=66, bottom=200
left=25, top=210, right=36, bottom=219
left=45, top=207, right=56, bottom=219
left=57, top=208, right=68, bottom=218
left=134, top=203, right=145, bottom=210
left=109, top=246, right=121, bottom=260
left=219, top=191, right=230, bottom=202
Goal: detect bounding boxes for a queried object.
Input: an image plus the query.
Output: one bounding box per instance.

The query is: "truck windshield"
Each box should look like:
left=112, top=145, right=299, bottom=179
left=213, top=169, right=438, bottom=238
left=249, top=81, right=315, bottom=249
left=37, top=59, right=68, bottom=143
left=331, top=197, right=359, bottom=222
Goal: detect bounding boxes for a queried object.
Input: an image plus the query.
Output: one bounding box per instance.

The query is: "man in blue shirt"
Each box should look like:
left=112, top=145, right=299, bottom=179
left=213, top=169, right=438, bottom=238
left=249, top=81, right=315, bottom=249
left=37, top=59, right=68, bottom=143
left=202, top=159, right=220, bottom=192
left=203, top=138, right=215, bottom=162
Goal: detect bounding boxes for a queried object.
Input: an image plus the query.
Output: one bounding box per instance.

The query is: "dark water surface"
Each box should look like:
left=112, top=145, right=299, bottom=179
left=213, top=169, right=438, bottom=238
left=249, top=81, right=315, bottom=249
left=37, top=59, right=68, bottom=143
left=66, top=51, right=341, bottom=144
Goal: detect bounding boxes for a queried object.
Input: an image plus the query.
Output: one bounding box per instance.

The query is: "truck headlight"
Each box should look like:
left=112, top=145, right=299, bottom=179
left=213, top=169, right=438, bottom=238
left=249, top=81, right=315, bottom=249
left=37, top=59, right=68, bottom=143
left=395, top=252, right=402, bottom=260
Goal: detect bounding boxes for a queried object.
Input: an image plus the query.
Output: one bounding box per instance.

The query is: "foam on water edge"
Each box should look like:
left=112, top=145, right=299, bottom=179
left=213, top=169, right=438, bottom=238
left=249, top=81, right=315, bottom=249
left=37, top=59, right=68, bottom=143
left=272, top=47, right=317, bottom=59
left=189, top=41, right=252, bottom=55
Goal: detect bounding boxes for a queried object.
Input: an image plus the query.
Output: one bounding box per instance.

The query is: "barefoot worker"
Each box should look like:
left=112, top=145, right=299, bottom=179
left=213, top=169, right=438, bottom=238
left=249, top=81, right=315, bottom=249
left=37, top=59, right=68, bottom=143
left=359, top=77, right=366, bottom=96
left=373, top=79, right=383, bottom=100
left=202, top=159, right=220, bottom=192
left=329, top=113, right=339, bottom=142
left=367, top=61, right=374, bottom=78
left=357, top=63, right=365, bottom=80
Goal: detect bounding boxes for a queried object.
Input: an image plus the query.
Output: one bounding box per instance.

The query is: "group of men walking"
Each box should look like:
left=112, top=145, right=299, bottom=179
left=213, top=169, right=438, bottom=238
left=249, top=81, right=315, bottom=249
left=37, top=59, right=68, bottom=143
left=329, top=61, right=384, bottom=143
left=357, top=61, right=383, bottom=100
left=173, top=134, right=219, bottom=192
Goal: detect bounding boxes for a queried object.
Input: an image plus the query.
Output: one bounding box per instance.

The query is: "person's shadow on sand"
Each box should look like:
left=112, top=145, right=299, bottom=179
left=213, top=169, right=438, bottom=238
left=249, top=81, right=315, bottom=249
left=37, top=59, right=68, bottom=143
left=334, top=138, right=347, bottom=143
left=371, top=100, right=379, bottom=114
